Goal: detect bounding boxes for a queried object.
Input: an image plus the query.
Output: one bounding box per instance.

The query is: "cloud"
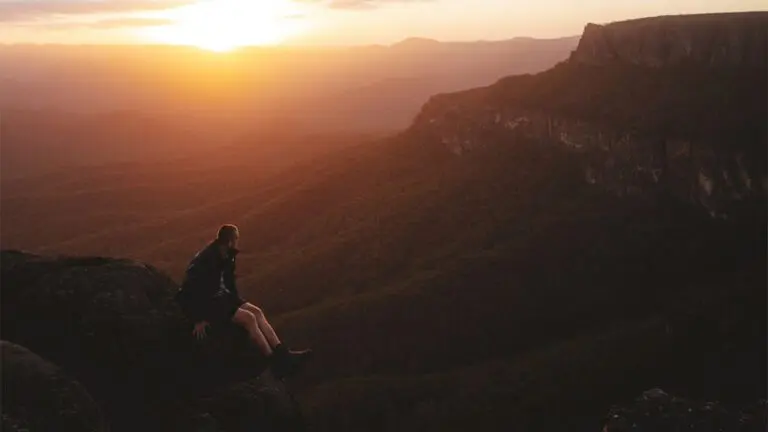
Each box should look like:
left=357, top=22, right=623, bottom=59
left=8, top=16, right=174, bottom=30
left=0, top=0, right=191, bottom=22
left=0, top=0, right=432, bottom=25
left=327, top=0, right=377, bottom=9
left=300, top=0, right=431, bottom=11
left=0, top=0, right=433, bottom=21
left=79, top=17, right=174, bottom=28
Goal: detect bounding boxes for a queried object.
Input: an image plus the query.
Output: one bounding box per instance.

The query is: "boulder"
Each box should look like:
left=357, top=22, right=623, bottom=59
left=0, top=250, right=304, bottom=431
left=603, top=388, right=767, bottom=432
left=1, top=340, right=107, bottom=432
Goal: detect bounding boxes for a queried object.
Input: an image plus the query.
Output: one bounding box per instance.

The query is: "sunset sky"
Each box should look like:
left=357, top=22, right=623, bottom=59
left=1, top=0, right=765, bottom=50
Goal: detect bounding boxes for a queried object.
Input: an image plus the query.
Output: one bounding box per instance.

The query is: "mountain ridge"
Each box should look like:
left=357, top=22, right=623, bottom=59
left=409, top=11, right=767, bottom=217
left=570, top=12, right=768, bottom=67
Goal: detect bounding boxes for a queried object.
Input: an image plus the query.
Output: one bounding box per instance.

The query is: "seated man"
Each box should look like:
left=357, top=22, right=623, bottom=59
left=175, top=224, right=311, bottom=378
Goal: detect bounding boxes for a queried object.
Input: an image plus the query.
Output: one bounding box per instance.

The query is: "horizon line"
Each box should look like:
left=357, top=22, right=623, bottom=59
left=0, top=35, right=583, bottom=50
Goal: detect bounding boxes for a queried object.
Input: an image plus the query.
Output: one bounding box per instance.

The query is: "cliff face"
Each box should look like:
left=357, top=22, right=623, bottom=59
left=571, top=13, right=768, bottom=68
left=409, top=12, right=768, bottom=217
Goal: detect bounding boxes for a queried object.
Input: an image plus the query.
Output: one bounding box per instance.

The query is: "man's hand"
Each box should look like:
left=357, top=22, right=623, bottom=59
left=192, top=321, right=210, bottom=340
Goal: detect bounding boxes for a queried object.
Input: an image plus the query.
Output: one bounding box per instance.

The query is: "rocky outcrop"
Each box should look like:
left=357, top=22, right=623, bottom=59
left=408, top=12, right=768, bottom=217
left=602, top=388, right=767, bottom=432
left=0, top=250, right=304, bottom=432
left=571, top=13, right=768, bottom=68
left=1, top=340, right=107, bottom=432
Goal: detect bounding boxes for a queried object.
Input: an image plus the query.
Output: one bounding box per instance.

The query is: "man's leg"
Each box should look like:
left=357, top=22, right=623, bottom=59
left=239, top=303, right=281, bottom=348
left=231, top=308, right=273, bottom=356
left=240, top=302, right=312, bottom=378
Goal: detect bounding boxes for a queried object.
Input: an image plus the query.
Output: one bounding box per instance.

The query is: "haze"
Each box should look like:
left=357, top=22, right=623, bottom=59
left=1, top=0, right=765, bottom=49
left=0, top=4, right=765, bottom=432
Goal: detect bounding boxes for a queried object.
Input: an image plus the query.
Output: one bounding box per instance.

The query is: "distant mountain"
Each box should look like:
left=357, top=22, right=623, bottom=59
left=0, top=36, right=579, bottom=129
left=392, top=37, right=442, bottom=48
left=0, top=36, right=579, bottom=179
left=410, top=11, right=767, bottom=217
left=316, top=36, right=582, bottom=130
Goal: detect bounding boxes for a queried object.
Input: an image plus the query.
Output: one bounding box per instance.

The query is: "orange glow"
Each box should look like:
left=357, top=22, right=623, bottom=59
left=142, top=0, right=306, bottom=52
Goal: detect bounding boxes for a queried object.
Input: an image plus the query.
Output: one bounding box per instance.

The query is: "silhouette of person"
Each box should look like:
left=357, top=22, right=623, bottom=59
left=175, top=224, right=312, bottom=378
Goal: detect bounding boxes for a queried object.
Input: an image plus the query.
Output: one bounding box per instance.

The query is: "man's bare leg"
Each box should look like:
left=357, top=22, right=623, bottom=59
left=232, top=308, right=273, bottom=356
left=240, top=303, right=281, bottom=348
left=238, top=303, right=312, bottom=379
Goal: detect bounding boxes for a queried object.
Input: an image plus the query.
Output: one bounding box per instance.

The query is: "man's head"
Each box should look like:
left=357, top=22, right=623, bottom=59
left=216, top=224, right=240, bottom=249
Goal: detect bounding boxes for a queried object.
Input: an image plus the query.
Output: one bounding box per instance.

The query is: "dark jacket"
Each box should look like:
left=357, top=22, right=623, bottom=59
left=175, top=240, right=240, bottom=322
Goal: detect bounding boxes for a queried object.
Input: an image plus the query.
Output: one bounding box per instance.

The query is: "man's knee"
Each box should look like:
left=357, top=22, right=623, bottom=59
left=232, top=308, right=257, bottom=327
left=242, top=303, right=265, bottom=319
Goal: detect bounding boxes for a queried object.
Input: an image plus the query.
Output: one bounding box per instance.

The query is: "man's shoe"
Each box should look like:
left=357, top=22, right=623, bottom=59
left=270, top=345, right=312, bottom=379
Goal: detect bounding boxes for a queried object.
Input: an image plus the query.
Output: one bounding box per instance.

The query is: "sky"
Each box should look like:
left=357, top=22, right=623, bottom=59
left=0, top=0, right=766, bottom=49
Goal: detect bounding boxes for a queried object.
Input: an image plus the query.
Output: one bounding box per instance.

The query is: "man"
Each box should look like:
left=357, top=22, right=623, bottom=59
left=175, top=224, right=311, bottom=379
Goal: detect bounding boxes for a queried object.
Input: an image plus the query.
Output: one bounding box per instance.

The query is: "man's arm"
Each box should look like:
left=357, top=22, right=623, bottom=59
left=180, top=249, right=216, bottom=321
left=222, top=254, right=240, bottom=299
left=181, top=291, right=207, bottom=323
left=177, top=286, right=209, bottom=339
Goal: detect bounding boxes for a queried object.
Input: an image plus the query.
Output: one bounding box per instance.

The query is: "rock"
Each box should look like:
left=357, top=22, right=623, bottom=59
left=1, top=340, right=107, bottom=432
left=0, top=250, right=304, bottom=431
left=603, top=389, right=767, bottom=432
left=204, top=374, right=306, bottom=432
left=641, top=388, right=670, bottom=401
left=570, top=13, right=768, bottom=68
left=408, top=12, right=767, bottom=217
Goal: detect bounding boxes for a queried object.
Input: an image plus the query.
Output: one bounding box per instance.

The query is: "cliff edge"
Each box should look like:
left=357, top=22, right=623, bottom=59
left=409, top=12, right=768, bottom=217
left=571, top=13, right=768, bottom=68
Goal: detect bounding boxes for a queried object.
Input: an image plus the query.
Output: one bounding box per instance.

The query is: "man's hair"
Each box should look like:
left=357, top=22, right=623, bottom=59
left=216, top=224, right=240, bottom=243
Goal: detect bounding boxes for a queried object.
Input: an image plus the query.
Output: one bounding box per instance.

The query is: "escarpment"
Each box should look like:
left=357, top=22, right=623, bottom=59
left=409, top=12, right=768, bottom=217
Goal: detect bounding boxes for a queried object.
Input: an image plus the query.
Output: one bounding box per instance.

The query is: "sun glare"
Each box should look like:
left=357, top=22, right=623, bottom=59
left=143, top=0, right=305, bottom=52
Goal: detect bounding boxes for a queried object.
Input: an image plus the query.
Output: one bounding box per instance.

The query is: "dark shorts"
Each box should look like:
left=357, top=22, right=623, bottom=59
left=205, top=294, right=246, bottom=324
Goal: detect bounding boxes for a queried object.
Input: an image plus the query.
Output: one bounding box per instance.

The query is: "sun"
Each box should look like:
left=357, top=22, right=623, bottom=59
left=143, top=0, right=306, bottom=52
